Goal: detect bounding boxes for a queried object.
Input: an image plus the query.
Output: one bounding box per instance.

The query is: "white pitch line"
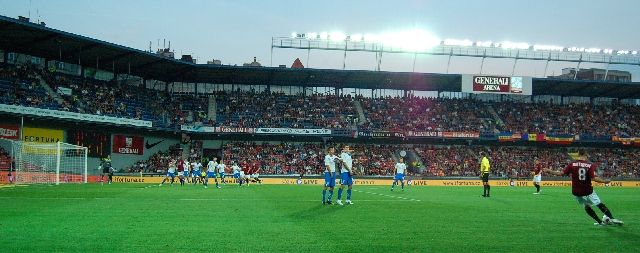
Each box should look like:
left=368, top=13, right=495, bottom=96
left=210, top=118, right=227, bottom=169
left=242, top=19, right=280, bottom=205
left=179, top=198, right=410, bottom=202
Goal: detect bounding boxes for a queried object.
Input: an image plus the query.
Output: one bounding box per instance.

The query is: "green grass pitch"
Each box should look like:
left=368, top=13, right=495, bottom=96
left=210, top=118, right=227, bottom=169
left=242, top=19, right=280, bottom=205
left=0, top=183, right=639, bottom=252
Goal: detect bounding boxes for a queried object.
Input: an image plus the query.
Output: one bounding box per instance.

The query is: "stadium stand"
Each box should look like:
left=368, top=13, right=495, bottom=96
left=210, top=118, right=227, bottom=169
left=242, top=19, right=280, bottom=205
left=214, top=90, right=357, bottom=129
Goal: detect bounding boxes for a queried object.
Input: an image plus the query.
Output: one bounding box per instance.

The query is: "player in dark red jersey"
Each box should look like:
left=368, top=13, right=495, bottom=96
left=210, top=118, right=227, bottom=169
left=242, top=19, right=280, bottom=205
left=545, top=150, right=623, bottom=226
left=532, top=159, right=543, bottom=194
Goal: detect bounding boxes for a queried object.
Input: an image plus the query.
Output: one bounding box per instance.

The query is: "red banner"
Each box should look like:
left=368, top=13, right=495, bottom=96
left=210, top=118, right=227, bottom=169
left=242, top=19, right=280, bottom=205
left=0, top=124, right=20, bottom=140
left=112, top=135, right=144, bottom=155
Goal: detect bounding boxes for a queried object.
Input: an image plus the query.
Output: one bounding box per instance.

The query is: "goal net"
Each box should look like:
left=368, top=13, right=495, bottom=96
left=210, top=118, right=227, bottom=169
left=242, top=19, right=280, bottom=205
left=1, top=139, right=88, bottom=184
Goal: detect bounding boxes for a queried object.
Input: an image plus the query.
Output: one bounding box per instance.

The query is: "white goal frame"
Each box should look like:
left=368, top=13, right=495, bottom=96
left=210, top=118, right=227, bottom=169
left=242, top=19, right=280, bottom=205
left=1, top=139, right=88, bottom=185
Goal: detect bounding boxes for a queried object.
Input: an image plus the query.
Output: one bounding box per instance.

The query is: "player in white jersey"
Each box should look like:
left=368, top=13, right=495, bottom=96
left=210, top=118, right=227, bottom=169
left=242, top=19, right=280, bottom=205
left=231, top=162, right=245, bottom=186
left=336, top=145, right=354, bottom=205
left=232, top=161, right=241, bottom=183
left=159, top=159, right=177, bottom=186
left=191, top=159, right=202, bottom=185
left=204, top=158, right=220, bottom=189
left=217, top=159, right=227, bottom=185
left=177, top=159, right=189, bottom=186
left=391, top=157, right=407, bottom=191
left=322, top=147, right=340, bottom=205
left=183, top=160, right=191, bottom=184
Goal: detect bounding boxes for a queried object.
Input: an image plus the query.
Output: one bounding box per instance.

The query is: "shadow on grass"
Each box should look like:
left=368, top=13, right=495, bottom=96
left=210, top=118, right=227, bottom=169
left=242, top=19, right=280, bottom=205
left=287, top=203, right=341, bottom=221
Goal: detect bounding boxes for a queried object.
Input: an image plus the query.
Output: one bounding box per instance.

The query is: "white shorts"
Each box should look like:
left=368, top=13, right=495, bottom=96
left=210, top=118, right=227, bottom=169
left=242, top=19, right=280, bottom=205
left=251, top=173, right=259, bottom=179
left=574, top=192, right=601, bottom=207
left=533, top=175, right=542, bottom=183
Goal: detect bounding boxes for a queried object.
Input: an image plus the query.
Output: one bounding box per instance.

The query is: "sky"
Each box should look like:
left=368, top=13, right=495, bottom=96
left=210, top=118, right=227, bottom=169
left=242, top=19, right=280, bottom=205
left=1, top=0, right=640, bottom=80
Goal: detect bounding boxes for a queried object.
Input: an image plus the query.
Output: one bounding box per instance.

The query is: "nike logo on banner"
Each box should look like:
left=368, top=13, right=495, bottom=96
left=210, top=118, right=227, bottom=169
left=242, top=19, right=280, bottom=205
left=145, top=140, right=164, bottom=149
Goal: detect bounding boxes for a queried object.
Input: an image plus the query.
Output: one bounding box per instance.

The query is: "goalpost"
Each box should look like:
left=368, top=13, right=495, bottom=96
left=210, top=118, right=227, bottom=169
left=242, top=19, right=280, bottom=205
left=0, top=139, right=88, bottom=185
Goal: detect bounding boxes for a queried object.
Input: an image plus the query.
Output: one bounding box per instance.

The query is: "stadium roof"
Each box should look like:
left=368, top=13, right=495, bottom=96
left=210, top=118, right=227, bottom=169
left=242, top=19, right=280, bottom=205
left=1, top=15, right=640, bottom=98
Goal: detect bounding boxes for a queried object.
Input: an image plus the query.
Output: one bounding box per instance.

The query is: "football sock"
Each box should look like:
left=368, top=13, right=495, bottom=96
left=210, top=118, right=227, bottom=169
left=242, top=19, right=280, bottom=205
left=597, top=203, right=615, bottom=219
left=170, top=178, right=174, bottom=185
left=108, top=174, right=112, bottom=183
left=322, top=190, right=327, bottom=202
left=487, top=185, right=491, bottom=195
left=347, top=189, right=352, bottom=200
left=401, top=181, right=404, bottom=189
left=585, top=206, right=602, bottom=223
left=161, top=178, right=166, bottom=184
left=535, top=184, right=540, bottom=192
left=483, top=185, right=487, bottom=195
left=391, top=181, right=396, bottom=189
left=328, top=190, right=333, bottom=201
left=337, top=188, right=343, bottom=200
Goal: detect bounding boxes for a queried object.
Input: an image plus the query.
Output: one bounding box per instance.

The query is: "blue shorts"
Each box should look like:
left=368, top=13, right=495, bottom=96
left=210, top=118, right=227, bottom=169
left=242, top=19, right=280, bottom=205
left=233, top=173, right=240, bottom=179
left=206, top=171, right=216, bottom=178
left=167, top=172, right=175, bottom=178
left=218, top=172, right=225, bottom=179
left=394, top=173, right=405, bottom=181
left=324, top=172, right=336, bottom=187
left=340, top=172, right=353, bottom=186
left=181, top=171, right=189, bottom=177
left=192, top=171, right=202, bottom=177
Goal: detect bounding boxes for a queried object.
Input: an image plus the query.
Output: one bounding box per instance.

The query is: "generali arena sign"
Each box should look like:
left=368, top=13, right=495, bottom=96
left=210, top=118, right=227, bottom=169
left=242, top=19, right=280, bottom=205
left=461, top=75, right=532, bottom=95
left=110, top=177, right=640, bottom=187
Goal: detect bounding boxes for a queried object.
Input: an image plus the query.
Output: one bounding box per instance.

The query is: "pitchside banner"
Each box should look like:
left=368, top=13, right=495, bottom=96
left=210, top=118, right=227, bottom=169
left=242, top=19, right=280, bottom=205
left=22, top=127, right=63, bottom=143
left=462, top=75, right=532, bottom=95
left=0, top=124, right=20, bottom=140
left=112, top=135, right=144, bottom=155
left=110, top=176, right=640, bottom=187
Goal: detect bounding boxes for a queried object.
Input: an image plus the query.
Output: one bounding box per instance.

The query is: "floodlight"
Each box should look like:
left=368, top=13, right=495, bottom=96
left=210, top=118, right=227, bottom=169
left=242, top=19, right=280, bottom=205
left=291, top=32, right=297, bottom=38
left=444, top=39, right=473, bottom=47
left=533, top=45, right=563, bottom=51
left=585, top=48, right=601, bottom=53
left=500, top=41, right=530, bottom=50
left=363, top=33, right=379, bottom=42
left=379, top=29, right=439, bottom=52
left=330, top=31, right=347, bottom=42
left=319, top=32, right=329, bottom=40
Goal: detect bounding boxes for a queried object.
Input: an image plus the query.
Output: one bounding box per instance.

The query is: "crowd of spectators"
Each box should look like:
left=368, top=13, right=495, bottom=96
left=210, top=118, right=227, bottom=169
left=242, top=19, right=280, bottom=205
left=126, top=144, right=182, bottom=173
left=359, top=96, right=495, bottom=133
left=4, top=62, right=640, bottom=139
left=496, top=101, right=640, bottom=137
left=120, top=141, right=640, bottom=178
left=215, top=90, right=357, bottom=129
left=0, top=63, right=60, bottom=110
left=0, top=147, right=12, bottom=171
left=221, top=142, right=397, bottom=176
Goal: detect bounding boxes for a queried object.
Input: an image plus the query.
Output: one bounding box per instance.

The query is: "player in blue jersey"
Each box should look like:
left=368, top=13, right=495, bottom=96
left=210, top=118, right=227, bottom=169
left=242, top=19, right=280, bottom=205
left=322, top=146, right=340, bottom=205
left=391, top=158, right=407, bottom=191
left=336, top=145, right=354, bottom=205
